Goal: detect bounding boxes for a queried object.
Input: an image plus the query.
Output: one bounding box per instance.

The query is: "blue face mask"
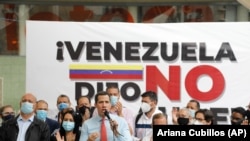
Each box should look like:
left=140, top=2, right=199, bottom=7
left=36, top=110, right=48, bottom=121
left=57, top=103, right=69, bottom=111
left=110, top=96, right=118, bottom=106
left=189, top=109, right=196, bottom=118
left=62, top=121, right=75, bottom=131
left=21, top=102, right=34, bottom=114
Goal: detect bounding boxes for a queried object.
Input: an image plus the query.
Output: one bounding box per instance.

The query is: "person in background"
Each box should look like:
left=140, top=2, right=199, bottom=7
left=36, top=99, right=60, bottom=135
left=176, top=107, right=193, bottom=125
left=172, top=99, right=200, bottom=124
left=0, top=93, right=50, bottom=141
left=106, top=85, right=134, bottom=135
left=230, top=106, right=248, bottom=125
left=141, top=113, right=168, bottom=141
left=0, top=105, right=15, bottom=123
left=79, top=91, right=132, bottom=141
left=245, top=102, right=250, bottom=122
left=51, top=108, right=81, bottom=141
left=56, top=94, right=72, bottom=123
left=92, top=85, right=134, bottom=135
left=76, top=96, right=92, bottom=125
left=186, top=99, right=200, bottom=118
left=134, top=91, right=162, bottom=140
left=193, top=108, right=214, bottom=125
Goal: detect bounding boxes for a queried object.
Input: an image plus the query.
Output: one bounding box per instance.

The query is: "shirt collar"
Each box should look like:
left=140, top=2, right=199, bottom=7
left=97, top=115, right=108, bottom=121
left=17, top=114, right=35, bottom=122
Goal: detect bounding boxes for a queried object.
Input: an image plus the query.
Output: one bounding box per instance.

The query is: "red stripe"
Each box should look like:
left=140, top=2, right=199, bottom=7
left=70, top=74, right=142, bottom=79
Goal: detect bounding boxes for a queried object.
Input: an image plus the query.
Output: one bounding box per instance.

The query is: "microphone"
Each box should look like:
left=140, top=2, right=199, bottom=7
left=104, top=110, right=112, bottom=121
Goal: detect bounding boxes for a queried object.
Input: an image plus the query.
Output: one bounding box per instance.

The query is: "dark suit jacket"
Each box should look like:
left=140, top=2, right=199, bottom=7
left=0, top=115, right=50, bottom=141
left=45, top=117, right=60, bottom=135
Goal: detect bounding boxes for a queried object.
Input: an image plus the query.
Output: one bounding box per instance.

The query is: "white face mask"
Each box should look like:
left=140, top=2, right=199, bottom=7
left=140, top=102, right=151, bottom=113
left=193, top=120, right=204, bottom=125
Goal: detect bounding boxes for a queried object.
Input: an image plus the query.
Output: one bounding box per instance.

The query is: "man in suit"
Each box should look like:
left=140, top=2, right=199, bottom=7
left=0, top=93, right=50, bottom=141
left=36, top=99, right=60, bottom=135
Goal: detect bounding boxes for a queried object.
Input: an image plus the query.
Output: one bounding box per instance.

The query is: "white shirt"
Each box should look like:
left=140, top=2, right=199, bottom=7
left=17, top=115, right=34, bottom=141
left=93, top=106, right=135, bottom=131
left=141, top=132, right=153, bottom=141
left=134, top=109, right=162, bottom=140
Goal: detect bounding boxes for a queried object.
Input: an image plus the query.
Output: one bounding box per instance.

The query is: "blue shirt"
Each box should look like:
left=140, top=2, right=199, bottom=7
left=79, top=114, right=132, bottom=141
left=16, top=115, right=34, bottom=141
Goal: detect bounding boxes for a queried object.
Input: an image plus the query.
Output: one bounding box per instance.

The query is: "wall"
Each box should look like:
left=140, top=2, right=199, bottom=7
left=0, top=56, right=25, bottom=111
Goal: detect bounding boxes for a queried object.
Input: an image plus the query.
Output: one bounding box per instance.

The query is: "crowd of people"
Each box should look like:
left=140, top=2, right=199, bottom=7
left=0, top=86, right=250, bottom=141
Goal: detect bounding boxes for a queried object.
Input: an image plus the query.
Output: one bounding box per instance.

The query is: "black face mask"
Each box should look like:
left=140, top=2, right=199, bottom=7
left=2, top=114, right=15, bottom=121
left=177, top=117, right=189, bottom=125
left=231, top=120, right=243, bottom=125
left=79, top=105, right=90, bottom=115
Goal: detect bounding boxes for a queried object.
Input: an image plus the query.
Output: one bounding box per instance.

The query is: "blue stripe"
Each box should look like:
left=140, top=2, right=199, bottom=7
left=135, top=124, right=151, bottom=128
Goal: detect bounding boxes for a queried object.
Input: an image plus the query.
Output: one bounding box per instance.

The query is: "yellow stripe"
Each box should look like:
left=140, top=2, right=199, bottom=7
left=69, top=64, right=143, bottom=70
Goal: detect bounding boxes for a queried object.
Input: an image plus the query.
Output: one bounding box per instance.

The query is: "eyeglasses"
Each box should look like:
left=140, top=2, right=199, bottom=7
left=2, top=112, right=15, bottom=115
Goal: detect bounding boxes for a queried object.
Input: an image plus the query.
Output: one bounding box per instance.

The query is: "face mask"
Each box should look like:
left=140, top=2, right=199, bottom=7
left=189, top=109, right=196, bottom=118
left=36, top=110, right=48, bottom=121
left=57, top=103, right=69, bottom=111
left=79, top=106, right=87, bottom=115
left=2, top=114, right=15, bottom=121
left=62, top=121, right=75, bottom=131
left=110, top=96, right=118, bottom=106
left=21, top=102, right=34, bottom=114
left=231, top=120, right=243, bottom=125
left=177, top=117, right=189, bottom=125
left=140, top=102, right=151, bottom=113
left=193, top=120, right=204, bottom=125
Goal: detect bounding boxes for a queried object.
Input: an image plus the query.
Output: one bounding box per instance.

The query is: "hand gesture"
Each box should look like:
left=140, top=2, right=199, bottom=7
left=88, top=132, right=99, bottom=141
left=109, top=120, right=122, bottom=137
left=115, top=101, right=123, bottom=116
left=55, top=130, right=64, bottom=141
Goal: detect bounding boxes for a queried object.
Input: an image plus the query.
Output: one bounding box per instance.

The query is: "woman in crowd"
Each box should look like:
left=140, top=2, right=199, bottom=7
left=51, top=108, right=81, bottom=141
left=194, top=108, right=214, bottom=125
left=0, top=105, right=15, bottom=123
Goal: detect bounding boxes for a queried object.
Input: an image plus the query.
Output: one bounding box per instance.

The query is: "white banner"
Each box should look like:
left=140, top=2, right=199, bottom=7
left=26, top=21, right=250, bottom=124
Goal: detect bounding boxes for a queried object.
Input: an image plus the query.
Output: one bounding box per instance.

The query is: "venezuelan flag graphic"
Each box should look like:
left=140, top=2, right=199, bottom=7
left=69, top=64, right=143, bottom=80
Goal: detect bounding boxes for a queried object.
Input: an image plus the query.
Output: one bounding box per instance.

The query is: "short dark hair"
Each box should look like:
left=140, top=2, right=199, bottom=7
left=189, top=99, right=200, bottom=110
left=57, top=94, right=71, bottom=104
left=141, top=91, right=158, bottom=103
left=232, top=107, right=246, bottom=117
left=106, top=84, right=119, bottom=92
left=77, top=95, right=91, bottom=105
left=94, top=91, right=110, bottom=103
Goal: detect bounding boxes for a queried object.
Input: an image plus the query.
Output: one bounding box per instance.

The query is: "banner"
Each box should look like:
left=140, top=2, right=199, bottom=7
left=26, top=21, right=250, bottom=124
